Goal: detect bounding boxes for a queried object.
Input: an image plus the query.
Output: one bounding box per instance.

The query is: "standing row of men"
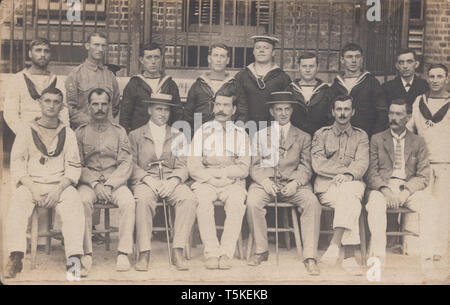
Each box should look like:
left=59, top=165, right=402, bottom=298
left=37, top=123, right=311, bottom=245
left=3, top=33, right=448, bottom=281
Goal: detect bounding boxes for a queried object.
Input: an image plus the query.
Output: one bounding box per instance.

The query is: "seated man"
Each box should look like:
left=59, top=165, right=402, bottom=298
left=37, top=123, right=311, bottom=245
left=129, top=93, right=197, bottom=271
left=246, top=91, right=322, bottom=275
left=76, top=88, right=135, bottom=273
left=311, top=95, right=369, bottom=276
left=366, top=99, right=439, bottom=277
left=188, top=88, right=250, bottom=270
left=5, top=87, right=85, bottom=278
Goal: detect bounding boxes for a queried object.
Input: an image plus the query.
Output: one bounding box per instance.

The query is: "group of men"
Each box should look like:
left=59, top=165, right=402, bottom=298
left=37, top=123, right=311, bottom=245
left=3, top=32, right=449, bottom=281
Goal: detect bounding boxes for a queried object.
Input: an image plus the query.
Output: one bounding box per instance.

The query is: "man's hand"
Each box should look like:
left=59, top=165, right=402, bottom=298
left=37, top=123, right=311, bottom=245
left=159, top=178, right=180, bottom=198
left=398, top=189, right=410, bottom=206
left=94, top=183, right=112, bottom=203
left=27, top=184, right=46, bottom=206
left=209, top=168, right=224, bottom=179
left=42, top=185, right=64, bottom=208
left=281, top=181, right=298, bottom=197
left=381, top=187, right=400, bottom=209
left=143, top=176, right=161, bottom=195
left=261, top=178, right=279, bottom=196
left=209, top=177, right=234, bottom=188
left=332, top=174, right=353, bottom=186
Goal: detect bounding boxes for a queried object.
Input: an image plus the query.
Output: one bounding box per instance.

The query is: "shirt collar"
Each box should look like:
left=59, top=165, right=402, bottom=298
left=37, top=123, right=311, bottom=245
left=280, top=122, right=291, bottom=135
left=148, top=120, right=166, bottom=134
left=84, top=58, right=104, bottom=71
left=401, top=75, right=414, bottom=88
left=390, top=128, right=406, bottom=141
left=332, top=122, right=353, bottom=137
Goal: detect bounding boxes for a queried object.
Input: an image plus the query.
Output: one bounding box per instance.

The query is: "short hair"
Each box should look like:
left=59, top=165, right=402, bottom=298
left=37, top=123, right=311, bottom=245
left=88, top=88, right=111, bottom=104
left=341, top=43, right=363, bottom=58
left=140, top=42, right=163, bottom=57
left=208, top=43, right=230, bottom=57
left=297, top=52, right=318, bottom=65
left=427, top=63, right=448, bottom=77
left=390, top=99, right=412, bottom=114
left=332, top=95, right=354, bottom=109
left=86, top=32, right=107, bottom=44
left=216, top=85, right=237, bottom=106
left=396, top=48, right=418, bottom=61
left=40, top=87, right=63, bottom=100
left=29, top=37, right=51, bottom=51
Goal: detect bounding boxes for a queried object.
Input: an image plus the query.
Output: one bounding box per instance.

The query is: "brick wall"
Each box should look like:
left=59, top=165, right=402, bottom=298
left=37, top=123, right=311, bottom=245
left=423, top=0, right=450, bottom=68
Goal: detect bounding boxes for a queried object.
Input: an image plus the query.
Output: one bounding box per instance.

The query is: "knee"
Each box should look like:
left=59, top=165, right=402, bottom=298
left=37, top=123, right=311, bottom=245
left=366, top=191, right=387, bottom=214
left=13, top=186, right=33, bottom=205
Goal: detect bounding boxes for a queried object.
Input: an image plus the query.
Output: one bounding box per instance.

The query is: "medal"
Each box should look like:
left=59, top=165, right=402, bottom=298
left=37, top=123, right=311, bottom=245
left=39, top=155, right=48, bottom=165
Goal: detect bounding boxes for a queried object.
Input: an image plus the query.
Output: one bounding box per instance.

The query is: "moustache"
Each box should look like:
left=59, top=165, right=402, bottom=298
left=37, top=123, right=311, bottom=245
left=390, top=121, right=398, bottom=126
left=95, top=111, right=106, bottom=115
left=215, top=111, right=226, bottom=116
left=338, top=115, right=347, bottom=119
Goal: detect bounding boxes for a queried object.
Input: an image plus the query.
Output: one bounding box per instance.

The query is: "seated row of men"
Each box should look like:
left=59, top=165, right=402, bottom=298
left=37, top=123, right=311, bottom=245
left=5, top=76, right=445, bottom=280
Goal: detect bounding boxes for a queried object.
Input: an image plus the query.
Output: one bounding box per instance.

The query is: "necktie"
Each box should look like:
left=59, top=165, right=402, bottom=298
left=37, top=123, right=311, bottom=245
left=279, top=130, right=287, bottom=158
left=405, top=83, right=411, bottom=92
left=393, top=137, right=402, bottom=170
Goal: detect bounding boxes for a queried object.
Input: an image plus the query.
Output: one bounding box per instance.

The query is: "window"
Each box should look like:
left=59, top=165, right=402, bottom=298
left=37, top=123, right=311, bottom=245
left=37, top=0, right=106, bottom=24
left=409, top=0, right=423, bottom=20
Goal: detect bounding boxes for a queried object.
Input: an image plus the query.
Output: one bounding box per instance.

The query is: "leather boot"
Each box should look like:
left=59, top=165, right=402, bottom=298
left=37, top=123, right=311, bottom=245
left=135, top=251, right=150, bottom=271
left=5, top=252, right=24, bottom=279
left=172, top=248, right=189, bottom=271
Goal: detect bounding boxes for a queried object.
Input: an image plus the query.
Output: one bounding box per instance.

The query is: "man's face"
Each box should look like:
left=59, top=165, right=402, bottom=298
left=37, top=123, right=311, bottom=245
left=39, top=93, right=63, bottom=119
left=341, top=50, right=363, bottom=74
left=332, top=99, right=354, bottom=125
left=395, top=52, right=419, bottom=79
left=388, top=104, right=409, bottom=133
left=269, top=103, right=293, bottom=126
left=427, top=68, right=449, bottom=93
left=213, top=97, right=235, bottom=122
left=29, top=44, right=51, bottom=68
left=299, top=57, right=318, bottom=82
left=88, top=92, right=110, bottom=121
left=148, top=104, right=170, bottom=126
left=140, top=49, right=162, bottom=75
left=86, top=36, right=107, bottom=61
left=253, top=41, right=275, bottom=64
left=208, top=47, right=230, bottom=73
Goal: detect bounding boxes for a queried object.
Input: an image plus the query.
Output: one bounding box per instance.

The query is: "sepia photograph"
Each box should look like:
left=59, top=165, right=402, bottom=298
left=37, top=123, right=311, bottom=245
left=0, top=0, right=449, bottom=290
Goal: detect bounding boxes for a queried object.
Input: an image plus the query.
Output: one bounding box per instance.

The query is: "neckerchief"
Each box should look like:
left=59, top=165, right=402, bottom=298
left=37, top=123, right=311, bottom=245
left=31, top=126, right=66, bottom=165
left=418, top=94, right=450, bottom=128
left=23, top=73, right=57, bottom=100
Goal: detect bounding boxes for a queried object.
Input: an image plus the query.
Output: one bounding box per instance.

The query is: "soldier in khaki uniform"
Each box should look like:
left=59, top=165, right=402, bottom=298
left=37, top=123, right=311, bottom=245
left=129, top=93, right=197, bottom=272
left=246, top=92, right=322, bottom=275
left=188, top=88, right=250, bottom=270
left=76, top=88, right=135, bottom=273
left=311, top=95, right=369, bottom=276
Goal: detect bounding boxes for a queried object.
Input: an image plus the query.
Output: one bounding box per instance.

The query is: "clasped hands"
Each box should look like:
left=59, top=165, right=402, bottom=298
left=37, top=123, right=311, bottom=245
left=143, top=176, right=180, bottom=198
left=381, top=187, right=410, bottom=209
left=29, top=184, right=63, bottom=208
left=261, top=178, right=298, bottom=197
left=207, top=168, right=235, bottom=188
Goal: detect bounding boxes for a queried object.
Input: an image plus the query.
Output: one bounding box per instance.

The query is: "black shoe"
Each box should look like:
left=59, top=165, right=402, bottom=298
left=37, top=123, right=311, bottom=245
left=5, top=252, right=24, bottom=279
left=247, top=251, right=269, bottom=266
left=304, top=258, right=320, bottom=276
left=172, top=248, right=189, bottom=271
left=135, top=251, right=150, bottom=271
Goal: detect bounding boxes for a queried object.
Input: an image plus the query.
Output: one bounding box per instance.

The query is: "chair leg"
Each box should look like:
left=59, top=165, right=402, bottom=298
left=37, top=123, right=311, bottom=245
left=168, top=206, right=175, bottom=240
left=291, top=207, right=303, bottom=259
left=184, top=225, right=193, bottom=260
left=246, top=229, right=254, bottom=260
left=31, top=208, right=39, bottom=270
left=282, top=208, right=291, bottom=250
left=359, top=211, right=367, bottom=265
left=105, top=208, right=110, bottom=251
left=46, top=209, right=53, bottom=255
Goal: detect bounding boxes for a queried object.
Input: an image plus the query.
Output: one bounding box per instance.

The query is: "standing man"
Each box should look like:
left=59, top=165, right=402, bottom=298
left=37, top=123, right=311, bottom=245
left=366, top=99, right=439, bottom=276
left=312, top=95, right=369, bottom=276
left=246, top=92, right=322, bottom=275
left=408, top=63, right=450, bottom=274
left=76, top=88, right=135, bottom=273
left=330, top=43, right=388, bottom=137
left=129, top=93, right=197, bottom=271
left=120, top=42, right=183, bottom=133
left=65, top=32, right=120, bottom=130
left=5, top=88, right=85, bottom=278
left=183, top=43, right=236, bottom=132
left=382, top=49, right=429, bottom=107
left=234, top=36, right=291, bottom=124
left=188, top=88, right=250, bottom=270
left=287, top=52, right=333, bottom=136
left=4, top=37, right=69, bottom=134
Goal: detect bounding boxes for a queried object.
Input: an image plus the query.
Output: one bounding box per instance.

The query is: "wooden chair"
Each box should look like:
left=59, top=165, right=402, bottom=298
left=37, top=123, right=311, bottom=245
left=92, top=202, right=119, bottom=251
left=320, top=206, right=368, bottom=265
left=385, top=207, right=418, bottom=254
left=246, top=202, right=303, bottom=260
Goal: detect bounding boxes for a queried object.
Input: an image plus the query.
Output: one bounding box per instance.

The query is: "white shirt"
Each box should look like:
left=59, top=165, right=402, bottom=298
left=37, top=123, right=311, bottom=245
left=300, top=86, right=315, bottom=103
left=148, top=120, right=166, bottom=159
left=391, top=129, right=406, bottom=180
left=401, top=75, right=414, bottom=92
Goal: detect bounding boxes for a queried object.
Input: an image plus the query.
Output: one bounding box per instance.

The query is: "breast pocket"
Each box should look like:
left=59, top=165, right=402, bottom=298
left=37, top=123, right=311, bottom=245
left=82, top=143, right=97, bottom=160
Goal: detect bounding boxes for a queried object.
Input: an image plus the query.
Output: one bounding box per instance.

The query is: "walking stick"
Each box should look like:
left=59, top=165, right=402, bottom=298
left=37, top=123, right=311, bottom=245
left=274, top=166, right=279, bottom=267
left=149, top=161, right=172, bottom=265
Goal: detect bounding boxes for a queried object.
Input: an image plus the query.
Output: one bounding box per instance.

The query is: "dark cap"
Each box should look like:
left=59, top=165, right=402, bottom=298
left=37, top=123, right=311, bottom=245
left=266, top=91, right=298, bottom=105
